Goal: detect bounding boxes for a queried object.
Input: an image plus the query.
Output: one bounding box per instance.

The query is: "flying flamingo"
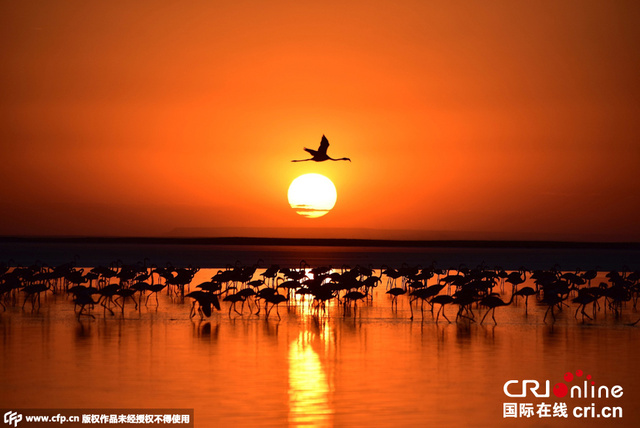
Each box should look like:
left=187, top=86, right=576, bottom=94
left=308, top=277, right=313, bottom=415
left=291, top=135, right=351, bottom=162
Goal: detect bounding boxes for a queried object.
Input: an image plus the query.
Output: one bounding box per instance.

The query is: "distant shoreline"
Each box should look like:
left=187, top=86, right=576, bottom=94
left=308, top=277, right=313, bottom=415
left=1, top=236, right=639, bottom=250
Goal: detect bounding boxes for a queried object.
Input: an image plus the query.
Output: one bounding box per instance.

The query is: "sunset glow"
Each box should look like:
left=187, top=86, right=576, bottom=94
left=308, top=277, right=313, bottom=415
left=0, top=1, right=639, bottom=241
left=288, top=331, right=333, bottom=426
left=3, top=3, right=640, bottom=427
left=288, top=174, right=337, bottom=219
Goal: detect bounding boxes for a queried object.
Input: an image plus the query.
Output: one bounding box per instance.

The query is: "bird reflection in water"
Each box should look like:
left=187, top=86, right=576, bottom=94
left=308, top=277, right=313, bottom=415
left=192, top=321, right=219, bottom=340
left=288, top=328, right=334, bottom=427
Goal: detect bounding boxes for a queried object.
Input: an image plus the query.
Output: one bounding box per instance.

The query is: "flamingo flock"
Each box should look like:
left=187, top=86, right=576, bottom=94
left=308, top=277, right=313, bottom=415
left=1, top=259, right=639, bottom=326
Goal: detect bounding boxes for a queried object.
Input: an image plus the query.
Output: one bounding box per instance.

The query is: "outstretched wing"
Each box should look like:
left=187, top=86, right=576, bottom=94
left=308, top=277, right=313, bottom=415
left=318, top=135, right=329, bottom=155
left=211, top=294, right=221, bottom=311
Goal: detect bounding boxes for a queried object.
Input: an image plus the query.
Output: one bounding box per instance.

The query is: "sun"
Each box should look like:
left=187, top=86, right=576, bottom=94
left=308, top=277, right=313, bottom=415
left=288, top=173, right=337, bottom=218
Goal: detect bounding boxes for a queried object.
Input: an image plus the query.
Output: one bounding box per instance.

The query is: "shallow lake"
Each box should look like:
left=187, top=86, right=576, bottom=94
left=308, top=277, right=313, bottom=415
left=1, top=268, right=639, bottom=427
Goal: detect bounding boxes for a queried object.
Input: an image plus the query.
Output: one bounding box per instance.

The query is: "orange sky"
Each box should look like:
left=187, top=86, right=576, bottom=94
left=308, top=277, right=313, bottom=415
left=1, top=1, right=639, bottom=240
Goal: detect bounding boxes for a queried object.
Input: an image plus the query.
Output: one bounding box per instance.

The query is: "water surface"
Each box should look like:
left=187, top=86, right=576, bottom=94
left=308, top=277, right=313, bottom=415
left=1, top=268, right=639, bottom=427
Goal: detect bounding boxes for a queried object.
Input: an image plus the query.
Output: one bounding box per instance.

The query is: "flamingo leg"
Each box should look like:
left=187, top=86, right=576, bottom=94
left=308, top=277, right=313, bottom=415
left=441, top=306, right=451, bottom=323
left=480, top=309, right=490, bottom=325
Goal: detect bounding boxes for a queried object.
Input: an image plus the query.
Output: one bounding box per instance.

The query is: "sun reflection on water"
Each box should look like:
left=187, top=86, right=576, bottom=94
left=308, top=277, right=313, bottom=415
left=288, top=329, right=334, bottom=427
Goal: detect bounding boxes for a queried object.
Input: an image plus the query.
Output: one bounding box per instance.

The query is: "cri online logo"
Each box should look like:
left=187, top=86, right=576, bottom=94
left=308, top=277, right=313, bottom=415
left=504, top=370, right=624, bottom=399
left=3, top=411, right=22, bottom=427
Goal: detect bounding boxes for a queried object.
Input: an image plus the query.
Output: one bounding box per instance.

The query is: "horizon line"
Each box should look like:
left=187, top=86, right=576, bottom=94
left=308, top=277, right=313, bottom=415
left=1, top=235, right=639, bottom=250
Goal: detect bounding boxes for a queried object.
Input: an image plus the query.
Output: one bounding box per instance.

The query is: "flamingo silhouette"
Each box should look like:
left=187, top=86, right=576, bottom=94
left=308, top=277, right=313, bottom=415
left=291, top=135, right=351, bottom=162
left=22, top=283, right=49, bottom=311
left=541, top=292, right=566, bottom=323
left=480, top=293, right=515, bottom=325
left=513, top=286, right=536, bottom=314
left=186, top=290, right=221, bottom=318
left=386, top=287, right=406, bottom=309
left=506, top=269, right=527, bottom=289
left=74, top=291, right=99, bottom=320
left=572, top=289, right=599, bottom=322
left=146, top=282, right=167, bottom=306
left=343, top=289, right=367, bottom=315
left=431, top=294, right=454, bottom=323
left=114, top=287, right=138, bottom=312
left=97, top=283, right=119, bottom=315
left=264, top=293, right=288, bottom=320
left=408, top=283, right=445, bottom=320
left=223, top=292, right=246, bottom=317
